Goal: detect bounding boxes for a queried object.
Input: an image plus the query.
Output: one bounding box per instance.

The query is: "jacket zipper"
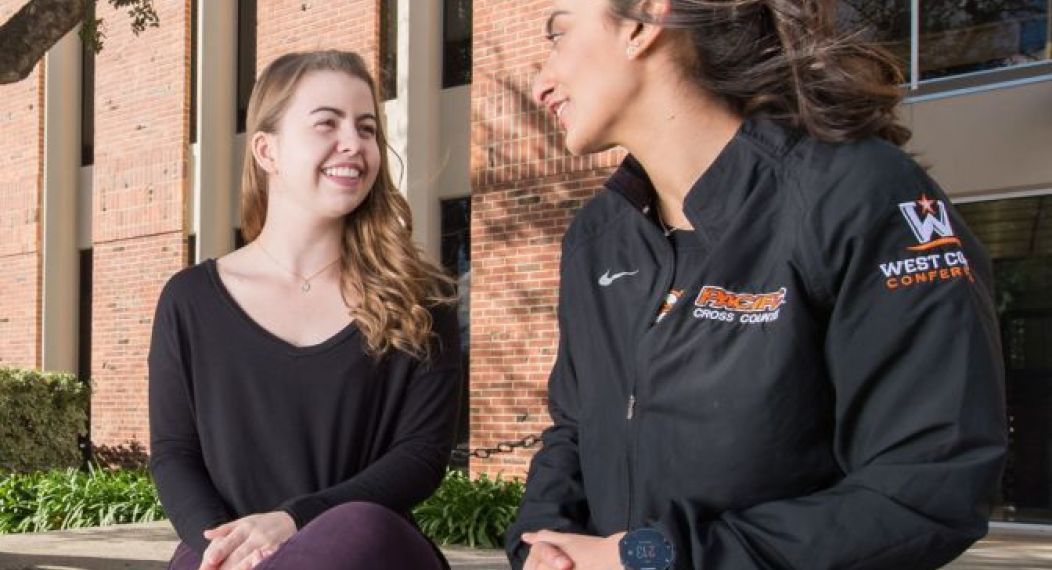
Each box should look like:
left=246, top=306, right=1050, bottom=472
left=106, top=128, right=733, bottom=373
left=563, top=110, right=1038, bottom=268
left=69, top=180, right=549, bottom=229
left=624, top=208, right=676, bottom=529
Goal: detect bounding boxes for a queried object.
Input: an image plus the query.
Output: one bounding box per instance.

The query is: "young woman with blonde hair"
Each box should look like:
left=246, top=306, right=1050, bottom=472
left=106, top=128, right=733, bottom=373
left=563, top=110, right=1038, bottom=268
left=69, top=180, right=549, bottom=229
left=149, top=50, right=460, bottom=570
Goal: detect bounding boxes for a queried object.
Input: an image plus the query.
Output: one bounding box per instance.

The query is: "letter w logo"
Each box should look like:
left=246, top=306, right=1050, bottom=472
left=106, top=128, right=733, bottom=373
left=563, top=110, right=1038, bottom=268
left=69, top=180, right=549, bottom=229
left=898, top=200, right=954, bottom=244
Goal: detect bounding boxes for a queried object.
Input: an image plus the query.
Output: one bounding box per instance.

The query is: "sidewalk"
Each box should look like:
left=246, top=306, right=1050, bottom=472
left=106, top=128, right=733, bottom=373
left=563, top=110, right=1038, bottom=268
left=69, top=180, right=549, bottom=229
left=0, top=521, right=1047, bottom=569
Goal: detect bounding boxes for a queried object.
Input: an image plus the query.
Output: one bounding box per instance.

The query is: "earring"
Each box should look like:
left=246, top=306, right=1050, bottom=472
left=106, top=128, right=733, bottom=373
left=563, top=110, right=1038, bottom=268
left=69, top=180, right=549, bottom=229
left=626, top=43, right=639, bottom=57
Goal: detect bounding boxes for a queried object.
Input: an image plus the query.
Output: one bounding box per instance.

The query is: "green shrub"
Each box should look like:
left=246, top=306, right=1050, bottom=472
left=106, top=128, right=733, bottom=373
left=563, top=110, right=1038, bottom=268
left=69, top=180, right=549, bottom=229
left=0, top=367, right=90, bottom=473
left=0, top=465, right=164, bottom=533
left=413, top=469, right=525, bottom=549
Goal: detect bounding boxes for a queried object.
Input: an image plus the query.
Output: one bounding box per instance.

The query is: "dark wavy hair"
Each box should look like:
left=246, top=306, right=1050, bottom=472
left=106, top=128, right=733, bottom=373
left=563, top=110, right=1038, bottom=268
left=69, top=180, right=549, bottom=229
left=609, top=0, right=911, bottom=146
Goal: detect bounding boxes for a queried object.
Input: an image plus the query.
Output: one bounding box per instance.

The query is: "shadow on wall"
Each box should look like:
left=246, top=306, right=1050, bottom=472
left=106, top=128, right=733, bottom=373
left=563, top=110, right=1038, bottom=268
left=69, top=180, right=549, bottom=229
left=89, top=440, right=150, bottom=470
left=468, top=39, right=624, bottom=475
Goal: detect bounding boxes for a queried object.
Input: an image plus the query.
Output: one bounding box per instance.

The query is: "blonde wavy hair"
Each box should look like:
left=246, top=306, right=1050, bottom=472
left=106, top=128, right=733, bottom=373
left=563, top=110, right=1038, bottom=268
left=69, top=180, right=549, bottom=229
left=240, top=50, right=453, bottom=360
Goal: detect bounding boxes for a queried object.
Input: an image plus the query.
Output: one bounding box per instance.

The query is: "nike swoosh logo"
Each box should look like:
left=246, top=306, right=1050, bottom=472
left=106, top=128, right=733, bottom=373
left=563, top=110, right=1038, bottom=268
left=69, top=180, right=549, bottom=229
left=598, top=269, right=640, bottom=287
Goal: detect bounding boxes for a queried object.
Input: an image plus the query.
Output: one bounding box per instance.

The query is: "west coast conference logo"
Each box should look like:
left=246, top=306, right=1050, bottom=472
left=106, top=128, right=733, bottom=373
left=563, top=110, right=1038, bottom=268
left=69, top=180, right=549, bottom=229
left=898, top=194, right=961, bottom=251
left=879, top=193, right=974, bottom=291
left=692, top=285, right=786, bottom=324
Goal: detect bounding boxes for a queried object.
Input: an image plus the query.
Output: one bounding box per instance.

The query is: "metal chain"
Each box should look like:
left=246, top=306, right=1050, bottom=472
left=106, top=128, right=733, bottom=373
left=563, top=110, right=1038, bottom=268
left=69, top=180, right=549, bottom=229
left=451, top=433, right=542, bottom=460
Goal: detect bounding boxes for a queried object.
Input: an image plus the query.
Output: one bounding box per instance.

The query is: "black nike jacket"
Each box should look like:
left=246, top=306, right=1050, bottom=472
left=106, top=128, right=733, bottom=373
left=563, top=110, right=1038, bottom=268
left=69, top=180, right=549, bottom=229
left=505, top=117, right=1007, bottom=569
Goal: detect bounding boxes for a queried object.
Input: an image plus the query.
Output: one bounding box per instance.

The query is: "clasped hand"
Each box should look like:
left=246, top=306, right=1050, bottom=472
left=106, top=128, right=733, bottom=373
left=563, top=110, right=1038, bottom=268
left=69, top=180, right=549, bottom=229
left=196, top=511, right=297, bottom=570
left=522, top=530, right=626, bottom=570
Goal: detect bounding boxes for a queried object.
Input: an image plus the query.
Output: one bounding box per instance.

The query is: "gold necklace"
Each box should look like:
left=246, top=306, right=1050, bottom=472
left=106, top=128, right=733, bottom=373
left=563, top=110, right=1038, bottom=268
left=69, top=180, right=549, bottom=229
left=254, top=241, right=341, bottom=293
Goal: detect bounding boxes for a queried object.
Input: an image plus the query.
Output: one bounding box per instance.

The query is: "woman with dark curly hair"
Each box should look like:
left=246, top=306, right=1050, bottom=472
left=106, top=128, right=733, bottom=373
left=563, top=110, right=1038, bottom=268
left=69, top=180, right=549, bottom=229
left=506, top=1, right=1006, bottom=569
left=149, top=50, right=460, bottom=570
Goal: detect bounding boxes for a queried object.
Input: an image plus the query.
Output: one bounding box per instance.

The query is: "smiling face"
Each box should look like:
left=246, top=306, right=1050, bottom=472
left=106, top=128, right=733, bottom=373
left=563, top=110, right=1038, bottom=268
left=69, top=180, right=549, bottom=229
left=253, top=70, right=382, bottom=221
left=532, top=0, right=644, bottom=155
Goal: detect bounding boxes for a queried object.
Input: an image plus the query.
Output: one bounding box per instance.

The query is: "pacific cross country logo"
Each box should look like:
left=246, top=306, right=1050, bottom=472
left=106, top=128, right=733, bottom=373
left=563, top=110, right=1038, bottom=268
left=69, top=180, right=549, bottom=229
left=897, top=193, right=962, bottom=251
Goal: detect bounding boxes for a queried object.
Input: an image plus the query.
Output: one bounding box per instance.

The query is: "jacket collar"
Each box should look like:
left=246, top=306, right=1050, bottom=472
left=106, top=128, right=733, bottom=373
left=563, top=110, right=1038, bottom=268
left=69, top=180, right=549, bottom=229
left=605, top=117, right=803, bottom=247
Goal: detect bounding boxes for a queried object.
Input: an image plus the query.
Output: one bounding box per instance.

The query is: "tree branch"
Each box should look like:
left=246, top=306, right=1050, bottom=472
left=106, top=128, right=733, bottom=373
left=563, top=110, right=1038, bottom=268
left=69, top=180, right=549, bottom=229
left=0, top=0, right=85, bottom=85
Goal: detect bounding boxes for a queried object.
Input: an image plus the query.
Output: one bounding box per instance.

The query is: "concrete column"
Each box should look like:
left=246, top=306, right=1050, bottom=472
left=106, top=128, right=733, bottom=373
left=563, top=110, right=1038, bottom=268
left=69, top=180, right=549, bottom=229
left=41, top=29, right=82, bottom=373
left=194, top=0, right=237, bottom=261
left=391, top=0, right=443, bottom=263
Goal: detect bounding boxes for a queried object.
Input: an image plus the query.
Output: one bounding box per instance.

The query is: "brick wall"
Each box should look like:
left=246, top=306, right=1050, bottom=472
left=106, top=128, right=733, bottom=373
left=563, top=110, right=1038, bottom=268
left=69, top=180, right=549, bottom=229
left=257, top=0, right=379, bottom=76
left=470, top=0, right=624, bottom=478
left=89, top=0, right=189, bottom=448
left=0, top=0, right=44, bottom=369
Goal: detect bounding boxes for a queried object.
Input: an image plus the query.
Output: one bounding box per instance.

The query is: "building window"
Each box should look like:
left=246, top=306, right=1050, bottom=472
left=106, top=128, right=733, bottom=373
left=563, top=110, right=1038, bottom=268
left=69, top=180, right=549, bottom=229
left=81, top=0, right=95, bottom=166
left=840, top=0, right=1051, bottom=92
left=77, top=249, right=92, bottom=386
left=441, top=197, right=471, bottom=468
left=443, top=0, right=472, bottom=88
left=237, top=0, right=257, bottom=133
left=380, top=0, right=398, bottom=101
left=190, top=0, right=198, bottom=144
left=957, top=194, right=1052, bottom=524
left=77, top=248, right=92, bottom=465
left=919, top=0, right=1049, bottom=81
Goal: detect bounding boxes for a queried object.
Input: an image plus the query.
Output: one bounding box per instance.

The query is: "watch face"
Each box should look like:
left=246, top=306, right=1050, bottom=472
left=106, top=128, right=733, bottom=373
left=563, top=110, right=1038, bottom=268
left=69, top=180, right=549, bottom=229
left=620, top=527, right=674, bottom=570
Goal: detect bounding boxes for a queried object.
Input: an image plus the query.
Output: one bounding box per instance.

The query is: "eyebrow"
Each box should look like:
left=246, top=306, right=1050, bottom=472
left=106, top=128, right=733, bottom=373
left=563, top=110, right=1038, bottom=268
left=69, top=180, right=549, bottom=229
left=544, top=10, right=569, bottom=37
left=310, top=107, right=378, bottom=122
left=310, top=106, right=345, bottom=117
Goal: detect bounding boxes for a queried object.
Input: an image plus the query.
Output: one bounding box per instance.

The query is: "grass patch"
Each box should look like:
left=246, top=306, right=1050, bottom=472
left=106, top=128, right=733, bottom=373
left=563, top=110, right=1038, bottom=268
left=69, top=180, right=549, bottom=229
left=0, top=465, right=164, bottom=533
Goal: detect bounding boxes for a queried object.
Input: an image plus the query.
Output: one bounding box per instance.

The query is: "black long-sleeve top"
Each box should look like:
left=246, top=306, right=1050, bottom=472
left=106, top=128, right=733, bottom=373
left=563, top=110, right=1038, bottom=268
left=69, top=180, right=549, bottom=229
left=148, top=259, right=461, bottom=555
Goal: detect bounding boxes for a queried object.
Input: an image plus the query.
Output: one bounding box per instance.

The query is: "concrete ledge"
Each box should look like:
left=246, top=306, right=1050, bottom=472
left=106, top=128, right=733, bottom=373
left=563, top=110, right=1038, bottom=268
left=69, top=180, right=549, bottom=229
left=0, top=521, right=509, bottom=570
left=0, top=521, right=1048, bottom=569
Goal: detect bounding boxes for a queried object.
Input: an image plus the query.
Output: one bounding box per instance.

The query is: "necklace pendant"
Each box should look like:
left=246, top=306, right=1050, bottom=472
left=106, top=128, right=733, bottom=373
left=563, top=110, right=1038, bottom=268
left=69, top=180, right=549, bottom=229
left=301, top=281, right=311, bottom=293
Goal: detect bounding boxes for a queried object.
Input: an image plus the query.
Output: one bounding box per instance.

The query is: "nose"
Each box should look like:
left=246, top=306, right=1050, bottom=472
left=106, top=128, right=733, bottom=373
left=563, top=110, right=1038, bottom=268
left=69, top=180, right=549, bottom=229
left=532, top=57, right=556, bottom=108
left=338, top=124, right=362, bottom=155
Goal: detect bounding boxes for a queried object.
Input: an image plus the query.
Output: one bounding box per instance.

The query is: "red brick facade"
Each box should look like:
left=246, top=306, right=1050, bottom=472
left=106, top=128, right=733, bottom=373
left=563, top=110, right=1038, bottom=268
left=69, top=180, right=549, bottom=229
left=89, top=0, right=190, bottom=447
left=469, top=1, right=623, bottom=478
left=257, top=0, right=379, bottom=75
left=0, top=1, right=44, bottom=371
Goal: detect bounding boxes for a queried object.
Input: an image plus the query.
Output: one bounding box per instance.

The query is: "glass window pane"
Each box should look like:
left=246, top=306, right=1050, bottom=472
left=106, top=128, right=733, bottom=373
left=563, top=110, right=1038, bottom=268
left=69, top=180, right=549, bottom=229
left=190, top=0, right=198, bottom=144
left=443, top=0, right=472, bottom=88
left=440, top=197, right=471, bottom=468
left=81, top=0, right=95, bottom=166
left=838, top=1, right=913, bottom=80
left=237, top=0, right=257, bottom=133
left=957, top=195, right=1052, bottom=524
left=920, top=0, right=1050, bottom=80
left=380, top=0, right=398, bottom=101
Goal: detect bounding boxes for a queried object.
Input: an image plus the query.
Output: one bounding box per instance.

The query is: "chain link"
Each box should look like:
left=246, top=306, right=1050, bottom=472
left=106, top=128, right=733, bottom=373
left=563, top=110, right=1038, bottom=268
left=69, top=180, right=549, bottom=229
left=451, top=433, right=541, bottom=460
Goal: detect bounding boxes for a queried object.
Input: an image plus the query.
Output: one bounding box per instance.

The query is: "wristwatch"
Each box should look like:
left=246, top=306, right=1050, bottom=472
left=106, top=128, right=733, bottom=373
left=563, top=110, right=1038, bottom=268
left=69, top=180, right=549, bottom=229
left=619, top=527, right=675, bottom=570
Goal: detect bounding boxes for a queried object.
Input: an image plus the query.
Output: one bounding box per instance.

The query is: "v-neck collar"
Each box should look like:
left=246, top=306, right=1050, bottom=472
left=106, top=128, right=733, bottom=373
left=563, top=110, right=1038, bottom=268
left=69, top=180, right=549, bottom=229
left=204, top=258, right=359, bottom=357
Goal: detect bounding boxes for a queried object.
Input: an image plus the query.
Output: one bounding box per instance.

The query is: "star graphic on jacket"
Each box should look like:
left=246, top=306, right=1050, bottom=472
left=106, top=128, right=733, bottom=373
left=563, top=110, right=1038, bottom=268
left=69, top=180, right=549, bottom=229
left=916, top=193, right=937, bottom=216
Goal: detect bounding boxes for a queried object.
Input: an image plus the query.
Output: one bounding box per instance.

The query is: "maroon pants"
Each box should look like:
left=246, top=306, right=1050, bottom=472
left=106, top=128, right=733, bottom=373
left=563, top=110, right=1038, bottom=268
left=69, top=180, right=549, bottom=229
left=167, top=502, right=446, bottom=570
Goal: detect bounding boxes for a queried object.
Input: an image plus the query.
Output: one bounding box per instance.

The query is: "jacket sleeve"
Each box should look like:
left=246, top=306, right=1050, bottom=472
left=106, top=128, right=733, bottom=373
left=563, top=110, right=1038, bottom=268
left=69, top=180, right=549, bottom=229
left=505, top=248, right=593, bottom=569
left=148, top=279, right=234, bottom=555
left=651, top=154, right=1007, bottom=569
left=277, top=303, right=463, bottom=529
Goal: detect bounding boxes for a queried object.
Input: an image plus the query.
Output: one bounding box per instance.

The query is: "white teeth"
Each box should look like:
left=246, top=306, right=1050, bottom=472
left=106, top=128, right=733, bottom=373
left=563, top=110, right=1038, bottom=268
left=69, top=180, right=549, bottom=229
left=323, top=166, right=361, bottom=178
left=555, top=101, right=567, bottom=118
